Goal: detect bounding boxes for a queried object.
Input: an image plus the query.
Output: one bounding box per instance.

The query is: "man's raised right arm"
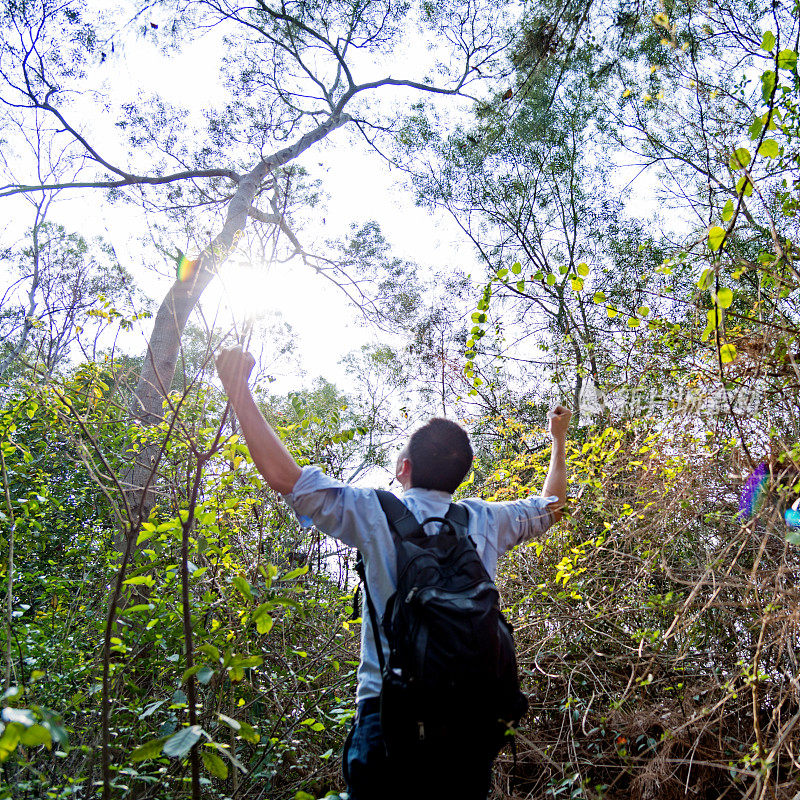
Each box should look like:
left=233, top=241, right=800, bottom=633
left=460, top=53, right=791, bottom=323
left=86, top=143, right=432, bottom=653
left=216, top=346, right=302, bottom=495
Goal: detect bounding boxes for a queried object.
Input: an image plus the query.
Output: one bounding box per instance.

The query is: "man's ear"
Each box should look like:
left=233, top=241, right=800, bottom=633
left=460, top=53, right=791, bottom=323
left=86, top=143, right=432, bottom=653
left=396, top=456, right=413, bottom=486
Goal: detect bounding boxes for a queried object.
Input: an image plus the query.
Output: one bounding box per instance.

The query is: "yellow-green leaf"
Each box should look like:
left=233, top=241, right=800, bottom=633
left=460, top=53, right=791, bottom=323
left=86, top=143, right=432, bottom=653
left=577, top=262, right=589, bottom=276
left=758, top=139, right=779, bottom=159
left=761, top=31, right=775, bottom=52
left=593, top=291, right=606, bottom=304
left=202, top=750, right=229, bottom=779
left=708, top=227, right=726, bottom=251
left=627, top=317, right=641, bottom=328
left=715, top=288, right=733, bottom=308
left=728, top=147, right=751, bottom=170
left=722, top=199, right=734, bottom=222
left=736, top=176, right=753, bottom=197
left=546, top=274, right=556, bottom=286
left=720, top=343, right=737, bottom=363
left=570, top=278, right=583, bottom=291
left=511, top=261, right=522, bottom=274
left=130, top=737, right=166, bottom=762
left=19, top=725, right=51, bottom=748
left=777, top=49, right=797, bottom=71
left=607, top=306, right=618, bottom=318
left=123, top=576, right=154, bottom=587
left=637, top=306, right=650, bottom=316
left=697, top=267, right=715, bottom=289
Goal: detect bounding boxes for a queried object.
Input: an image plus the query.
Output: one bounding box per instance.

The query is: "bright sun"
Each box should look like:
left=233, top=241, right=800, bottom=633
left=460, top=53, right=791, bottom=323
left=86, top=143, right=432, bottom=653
left=214, top=260, right=274, bottom=330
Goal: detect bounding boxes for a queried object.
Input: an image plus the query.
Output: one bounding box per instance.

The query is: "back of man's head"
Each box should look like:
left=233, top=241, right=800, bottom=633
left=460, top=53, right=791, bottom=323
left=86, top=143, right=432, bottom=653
left=407, top=418, right=473, bottom=494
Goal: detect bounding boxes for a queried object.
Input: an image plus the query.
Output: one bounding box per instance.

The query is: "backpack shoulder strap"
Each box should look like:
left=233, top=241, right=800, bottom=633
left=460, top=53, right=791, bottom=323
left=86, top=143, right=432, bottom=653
left=376, top=489, right=420, bottom=539
left=445, top=501, right=469, bottom=535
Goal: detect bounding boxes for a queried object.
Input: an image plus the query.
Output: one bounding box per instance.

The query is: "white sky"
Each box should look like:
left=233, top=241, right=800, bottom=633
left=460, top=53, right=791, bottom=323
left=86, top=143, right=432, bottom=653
left=1, top=6, right=482, bottom=391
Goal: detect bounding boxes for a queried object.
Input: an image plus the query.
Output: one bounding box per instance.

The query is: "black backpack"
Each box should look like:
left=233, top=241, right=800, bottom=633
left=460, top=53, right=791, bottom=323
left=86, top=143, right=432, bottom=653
left=356, top=489, right=528, bottom=758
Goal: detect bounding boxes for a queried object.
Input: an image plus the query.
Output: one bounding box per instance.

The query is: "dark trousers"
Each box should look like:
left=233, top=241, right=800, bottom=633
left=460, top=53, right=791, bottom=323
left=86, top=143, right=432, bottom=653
left=343, top=699, right=494, bottom=800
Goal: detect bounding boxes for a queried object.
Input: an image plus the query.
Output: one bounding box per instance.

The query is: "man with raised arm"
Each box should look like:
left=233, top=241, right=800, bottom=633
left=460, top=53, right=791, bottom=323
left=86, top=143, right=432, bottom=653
left=216, top=345, right=571, bottom=800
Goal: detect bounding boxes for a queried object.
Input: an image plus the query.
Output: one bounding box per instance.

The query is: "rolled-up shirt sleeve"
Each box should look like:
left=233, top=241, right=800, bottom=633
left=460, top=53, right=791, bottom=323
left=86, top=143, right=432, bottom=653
left=282, top=465, right=379, bottom=549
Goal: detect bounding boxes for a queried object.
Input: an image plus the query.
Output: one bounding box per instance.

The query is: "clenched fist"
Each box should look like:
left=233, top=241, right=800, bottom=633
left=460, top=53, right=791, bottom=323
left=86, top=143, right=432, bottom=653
left=547, top=405, right=571, bottom=442
left=216, top=346, right=256, bottom=399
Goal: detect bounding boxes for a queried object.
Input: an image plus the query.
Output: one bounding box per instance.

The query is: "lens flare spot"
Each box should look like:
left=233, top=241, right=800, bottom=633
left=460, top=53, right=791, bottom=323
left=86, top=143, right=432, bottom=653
left=177, top=255, right=201, bottom=282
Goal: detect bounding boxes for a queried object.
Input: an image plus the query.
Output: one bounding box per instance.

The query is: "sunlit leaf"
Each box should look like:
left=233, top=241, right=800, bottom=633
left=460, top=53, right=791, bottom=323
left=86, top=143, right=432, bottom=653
left=736, top=176, right=753, bottom=197
left=728, top=147, right=750, bottom=170
left=20, top=725, right=51, bottom=748
left=777, top=49, right=797, bottom=70
left=715, top=288, right=733, bottom=308
left=720, top=343, right=737, bottom=363
left=761, top=70, right=776, bottom=102
left=721, top=199, right=734, bottom=222
left=593, top=291, right=606, bottom=304
left=758, top=139, right=779, bottom=159
left=130, top=737, right=166, bottom=762
left=577, top=262, right=589, bottom=276
left=202, top=750, right=228, bottom=779
left=761, top=30, right=775, bottom=51
left=707, top=227, right=726, bottom=251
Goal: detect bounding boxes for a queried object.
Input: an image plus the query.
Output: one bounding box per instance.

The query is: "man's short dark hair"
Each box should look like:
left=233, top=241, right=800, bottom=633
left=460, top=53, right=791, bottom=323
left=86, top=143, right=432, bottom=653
left=407, top=418, right=473, bottom=494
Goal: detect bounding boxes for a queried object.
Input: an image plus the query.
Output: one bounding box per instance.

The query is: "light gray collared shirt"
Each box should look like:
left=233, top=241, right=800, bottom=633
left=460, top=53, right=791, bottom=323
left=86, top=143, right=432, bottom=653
left=284, top=465, right=557, bottom=702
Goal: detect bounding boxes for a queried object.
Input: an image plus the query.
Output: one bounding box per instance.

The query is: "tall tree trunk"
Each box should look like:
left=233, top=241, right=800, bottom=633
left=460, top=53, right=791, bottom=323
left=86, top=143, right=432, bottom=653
left=119, top=112, right=350, bottom=542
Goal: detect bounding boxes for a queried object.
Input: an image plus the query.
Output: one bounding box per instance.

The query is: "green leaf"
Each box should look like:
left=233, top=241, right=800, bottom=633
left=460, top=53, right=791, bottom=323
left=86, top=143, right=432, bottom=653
left=282, top=565, right=309, bottom=581
left=707, top=227, right=726, bottom=251
left=218, top=714, right=241, bottom=731
left=0, top=722, right=23, bottom=761
left=546, top=274, right=556, bottom=286
left=130, top=737, right=166, bottom=762
left=761, top=31, right=775, bottom=51
left=577, top=262, right=589, bottom=276
left=496, top=268, right=508, bottom=278
left=736, top=176, right=753, bottom=197
left=237, top=721, right=259, bottom=743
left=627, top=317, right=640, bottom=328
left=182, top=665, right=203, bottom=683
left=198, top=644, right=220, bottom=662
left=715, top=288, right=733, bottom=308
left=163, top=725, right=203, bottom=759
left=232, top=576, right=252, bottom=601
left=697, top=268, right=715, bottom=289
left=777, top=49, right=797, bottom=70
left=20, top=725, right=51, bottom=748
left=123, top=575, right=154, bottom=587
left=637, top=306, right=650, bottom=316
left=748, top=116, right=763, bottom=140
left=720, top=343, right=737, bottom=363
left=722, top=199, right=734, bottom=222
left=197, top=667, right=214, bottom=685
left=252, top=603, right=274, bottom=635
left=511, top=261, right=522, bottom=274
left=202, top=750, right=228, bottom=779
left=787, top=529, right=800, bottom=547
left=593, top=291, right=606, bottom=304
left=607, top=306, right=618, bottom=318
left=761, top=70, right=776, bottom=102
left=516, top=280, right=525, bottom=291
left=758, top=139, right=779, bottom=159
left=728, top=147, right=751, bottom=170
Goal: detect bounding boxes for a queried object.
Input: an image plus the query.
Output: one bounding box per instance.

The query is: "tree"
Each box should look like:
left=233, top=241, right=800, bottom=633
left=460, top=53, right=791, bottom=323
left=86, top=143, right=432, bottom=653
left=0, top=0, right=515, bottom=539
